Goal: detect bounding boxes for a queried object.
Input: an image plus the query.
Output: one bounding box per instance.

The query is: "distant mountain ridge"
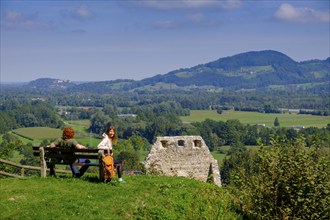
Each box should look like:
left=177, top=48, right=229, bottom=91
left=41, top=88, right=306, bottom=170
left=137, top=50, right=328, bottom=90
left=26, top=50, right=329, bottom=93
left=205, top=50, right=296, bottom=69
left=27, top=78, right=76, bottom=89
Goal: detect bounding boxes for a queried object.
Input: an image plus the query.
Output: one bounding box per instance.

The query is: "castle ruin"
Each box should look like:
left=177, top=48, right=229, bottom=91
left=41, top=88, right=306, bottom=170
left=143, top=136, right=221, bottom=186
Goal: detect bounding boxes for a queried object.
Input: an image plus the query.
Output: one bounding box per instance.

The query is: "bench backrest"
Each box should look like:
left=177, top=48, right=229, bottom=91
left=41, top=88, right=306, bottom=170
left=33, top=146, right=101, bottom=164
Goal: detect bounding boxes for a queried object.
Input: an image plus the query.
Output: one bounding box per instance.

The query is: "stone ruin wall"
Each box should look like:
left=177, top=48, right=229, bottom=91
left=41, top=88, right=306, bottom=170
left=143, top=136, right=221, bottom=186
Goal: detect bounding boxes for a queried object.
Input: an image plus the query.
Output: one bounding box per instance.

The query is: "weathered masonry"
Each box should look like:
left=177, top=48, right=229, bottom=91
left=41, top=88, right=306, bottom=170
left=143, top=136, right=221, bottom=186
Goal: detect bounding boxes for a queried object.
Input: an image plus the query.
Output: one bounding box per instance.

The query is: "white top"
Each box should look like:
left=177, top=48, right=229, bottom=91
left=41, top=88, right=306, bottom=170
left=97, top=133, right=112, bottom=151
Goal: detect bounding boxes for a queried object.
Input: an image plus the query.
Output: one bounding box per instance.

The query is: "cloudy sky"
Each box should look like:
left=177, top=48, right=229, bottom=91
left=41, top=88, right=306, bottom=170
left=1, top=0, right=329, bottom=83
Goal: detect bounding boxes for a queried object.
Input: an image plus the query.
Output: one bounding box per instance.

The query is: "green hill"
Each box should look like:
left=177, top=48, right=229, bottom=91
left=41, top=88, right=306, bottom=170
left=140, top=50, right=329, bottom=90
left=23, top=50, right=329, bottom=93
left=1, top=175, right=241, bottom=219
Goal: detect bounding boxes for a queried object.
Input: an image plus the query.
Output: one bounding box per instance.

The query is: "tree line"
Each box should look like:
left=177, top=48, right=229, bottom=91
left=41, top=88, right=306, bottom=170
left=1, top=98, right=329, bottom=151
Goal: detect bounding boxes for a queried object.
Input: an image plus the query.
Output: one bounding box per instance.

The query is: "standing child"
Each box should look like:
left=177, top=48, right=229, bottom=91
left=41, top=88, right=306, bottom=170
left=97, top=126, right=125, bottom=183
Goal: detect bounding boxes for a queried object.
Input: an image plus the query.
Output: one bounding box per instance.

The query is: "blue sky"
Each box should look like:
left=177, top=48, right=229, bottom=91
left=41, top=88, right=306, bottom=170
left=1, top=0, right=329, bottom=83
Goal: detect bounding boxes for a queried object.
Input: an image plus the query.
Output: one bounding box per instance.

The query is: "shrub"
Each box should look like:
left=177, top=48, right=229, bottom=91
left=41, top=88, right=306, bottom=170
left=116, top=150, right=140, bottom=170
left=228, top=137, right=330, bottom=219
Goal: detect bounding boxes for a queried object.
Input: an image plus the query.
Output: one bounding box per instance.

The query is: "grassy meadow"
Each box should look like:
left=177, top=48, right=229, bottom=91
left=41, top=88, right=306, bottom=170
left=10, top=120, right=101, bottom=147
left=13, top=127, right=62, bottom=140
left=211, top=152, right=227, bottom=165
left=0, top=175, right=241, bottom=220
left=64, top=119, right=91, bottom=133
left=181, top=110, right=330, bottom=128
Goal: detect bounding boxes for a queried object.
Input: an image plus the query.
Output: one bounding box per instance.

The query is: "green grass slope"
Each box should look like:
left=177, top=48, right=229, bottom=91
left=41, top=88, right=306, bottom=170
left=13, top=127, right=62, bottom=140
left=181, top=110, right=330, bottom=128
left=1, top=175, right=241, bottom=219
left=11, top=125, right=101, bottom=147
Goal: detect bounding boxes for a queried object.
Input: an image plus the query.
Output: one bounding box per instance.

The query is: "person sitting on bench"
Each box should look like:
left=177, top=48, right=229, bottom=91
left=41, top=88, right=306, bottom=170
left=48, top=126, right=90, bottom=178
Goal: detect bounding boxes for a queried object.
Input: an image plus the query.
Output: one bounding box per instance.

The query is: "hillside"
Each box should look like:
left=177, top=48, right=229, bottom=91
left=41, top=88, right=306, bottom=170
left=21, top=50, right=330, bottom=93
left=0, top=175, right=240, bottom=219
left=138, top=50, right=329, bottom=90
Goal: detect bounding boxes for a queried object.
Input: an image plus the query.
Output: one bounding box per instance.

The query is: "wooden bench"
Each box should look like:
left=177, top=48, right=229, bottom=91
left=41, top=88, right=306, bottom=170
left=32, top=146, right=105, bottom=180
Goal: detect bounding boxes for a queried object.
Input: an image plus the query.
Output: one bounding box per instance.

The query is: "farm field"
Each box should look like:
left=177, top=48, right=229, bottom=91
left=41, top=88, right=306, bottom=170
left=64, top=119, right=91, bottom=133
left=181, top=110, right=330, bottom=128
left=11, top=125, right=101, bottom=147
left=12, top=127, right=62, bottom=140
left=211, top=152, right=227, bottom=165
left=211, top=145, right=262, bottom=167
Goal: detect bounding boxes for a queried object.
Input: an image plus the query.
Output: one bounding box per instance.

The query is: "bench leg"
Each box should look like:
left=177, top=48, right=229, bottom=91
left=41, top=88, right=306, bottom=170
left=49, top=164, right=56, bottom=176
left=39, top=147, right=47, bottom=177
left=99, top=161, right=105, bottom=182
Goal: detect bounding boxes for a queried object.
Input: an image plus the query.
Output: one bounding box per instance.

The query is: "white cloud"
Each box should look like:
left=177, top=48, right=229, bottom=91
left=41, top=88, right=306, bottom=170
left=71, top=29, right=87, bottom=34
left=153, top=20, right=177, bottom=28
left=4, top=10, right=30, bottom=22
left=119, top=0, right=240, bottom=29
left=73, top=4, right=94, bottom=19
left=152, top=15, right=219, bottom=29
left=186, top=13, right=206, bottom=23
left=60, top=4, right=94, bottom=21
left=1, top=10, right=51, bottom=30
left=274, top=3, right=330, bottom=24
left=127, top=0, right=242, bottom=10
left=184, top=12, right=219, bottom=27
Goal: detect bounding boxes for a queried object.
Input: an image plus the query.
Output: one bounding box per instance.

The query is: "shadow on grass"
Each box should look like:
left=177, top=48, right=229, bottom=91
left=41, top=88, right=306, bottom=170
left=51, top=173, right=98, bottom=182
left=84, top=175, right=102, bottom=183
left=50, top=173, right=120, bottom=186
left=85, top=176, right=120, bottom=186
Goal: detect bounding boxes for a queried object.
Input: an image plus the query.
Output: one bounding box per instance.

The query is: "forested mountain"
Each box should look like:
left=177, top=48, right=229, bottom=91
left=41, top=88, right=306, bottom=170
left=71, top=50, right=329, bottom=93
left=10, top=50, right=329, bottom=93
left=136, top=50, right=329, bottom=90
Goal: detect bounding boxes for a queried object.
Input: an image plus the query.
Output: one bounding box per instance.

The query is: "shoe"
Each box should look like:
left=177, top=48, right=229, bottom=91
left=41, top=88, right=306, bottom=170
left=118, top=178, right=126, bottom=183
left=73, top=173, right=81, bottom=178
